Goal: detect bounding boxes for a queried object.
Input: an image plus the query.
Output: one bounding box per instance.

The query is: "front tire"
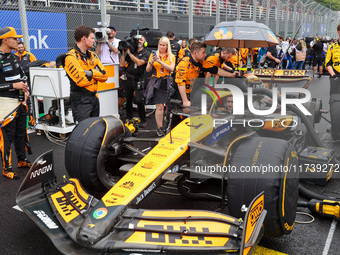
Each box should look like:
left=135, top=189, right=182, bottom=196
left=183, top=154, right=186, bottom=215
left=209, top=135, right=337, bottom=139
left=65, top=116, right=126, bottom=192
left=227, top=137, right=299, bottom=237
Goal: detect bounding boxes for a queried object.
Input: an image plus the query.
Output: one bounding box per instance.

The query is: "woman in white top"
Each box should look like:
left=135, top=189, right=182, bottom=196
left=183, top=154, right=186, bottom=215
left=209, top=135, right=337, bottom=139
left=292, top=40, right=307, bottom=70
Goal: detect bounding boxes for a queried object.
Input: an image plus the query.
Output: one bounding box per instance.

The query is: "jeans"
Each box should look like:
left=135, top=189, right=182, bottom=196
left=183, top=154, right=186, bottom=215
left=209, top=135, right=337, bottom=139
left=293, top=61, right=304, bottom=70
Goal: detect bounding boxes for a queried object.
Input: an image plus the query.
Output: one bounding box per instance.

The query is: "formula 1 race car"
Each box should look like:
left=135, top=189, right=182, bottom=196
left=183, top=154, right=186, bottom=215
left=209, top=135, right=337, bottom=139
left=16, top=75, right=339, bottom=255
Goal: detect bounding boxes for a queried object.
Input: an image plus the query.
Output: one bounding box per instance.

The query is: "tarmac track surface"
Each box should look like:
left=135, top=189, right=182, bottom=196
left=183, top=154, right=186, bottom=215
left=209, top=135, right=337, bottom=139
left=1, top=75, right=340, bottom=255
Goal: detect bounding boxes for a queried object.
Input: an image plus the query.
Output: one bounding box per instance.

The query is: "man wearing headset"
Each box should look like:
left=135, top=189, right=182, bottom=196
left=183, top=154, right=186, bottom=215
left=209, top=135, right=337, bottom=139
left=120, top=35, right=150, bottom=128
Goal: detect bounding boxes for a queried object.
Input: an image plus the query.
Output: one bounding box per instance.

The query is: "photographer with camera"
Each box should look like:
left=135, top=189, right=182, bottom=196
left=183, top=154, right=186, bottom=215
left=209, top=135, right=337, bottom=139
left=119, top=35, right=150, bottom=128
left=96, top=25, right=120, bottom=64
left=64, top=25, right=108, bottom=124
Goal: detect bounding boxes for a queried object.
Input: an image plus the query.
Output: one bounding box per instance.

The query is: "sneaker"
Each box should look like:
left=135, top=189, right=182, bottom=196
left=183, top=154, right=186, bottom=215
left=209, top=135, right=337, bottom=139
left=17, top=159, right=32, bottom=168
left=3, top=167, right=19, bottom=179
left=318, top=74, right=322, bottom=78
left=156, top=127, right=165, bottom=137
left=139, top=121, right=147, bottom=128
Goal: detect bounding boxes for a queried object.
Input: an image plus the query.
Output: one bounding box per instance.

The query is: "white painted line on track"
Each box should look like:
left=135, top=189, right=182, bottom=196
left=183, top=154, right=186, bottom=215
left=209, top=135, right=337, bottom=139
left=12, top=205, right=23, bottom=212
left=322, top=219, right=337, bottom=255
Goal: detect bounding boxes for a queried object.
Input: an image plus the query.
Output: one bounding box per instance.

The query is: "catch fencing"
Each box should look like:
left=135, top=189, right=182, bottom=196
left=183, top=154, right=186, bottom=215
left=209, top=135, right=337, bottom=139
left=0, top=0, right=338, bottom=61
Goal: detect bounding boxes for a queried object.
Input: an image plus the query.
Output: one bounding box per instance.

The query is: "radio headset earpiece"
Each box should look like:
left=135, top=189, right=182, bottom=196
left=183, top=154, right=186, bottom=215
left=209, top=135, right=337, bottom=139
left=143, top=41, right=148, bottom=48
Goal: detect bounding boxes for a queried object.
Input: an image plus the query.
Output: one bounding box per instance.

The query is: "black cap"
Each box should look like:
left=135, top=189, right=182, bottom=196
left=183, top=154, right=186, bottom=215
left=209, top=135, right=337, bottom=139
left=108, top=26, right=116, bottom=32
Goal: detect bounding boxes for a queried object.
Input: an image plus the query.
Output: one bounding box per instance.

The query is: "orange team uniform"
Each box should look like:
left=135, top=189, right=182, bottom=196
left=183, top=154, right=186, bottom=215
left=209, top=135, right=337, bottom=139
left=178, top=46, right=190, bottom=62
left=64, top=48, right=108, bottom=94
left=175, top=55, right=218, bottom=96
left=148, top=53, right=176, bottom=78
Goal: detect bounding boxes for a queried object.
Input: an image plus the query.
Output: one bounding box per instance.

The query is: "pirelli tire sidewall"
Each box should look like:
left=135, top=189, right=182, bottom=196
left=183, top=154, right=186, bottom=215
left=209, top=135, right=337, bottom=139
left=330, top=94, right=340, bottom=141
left=65, top=116, right=125, bottom=192
left=227, top=137, right=299, bottom=237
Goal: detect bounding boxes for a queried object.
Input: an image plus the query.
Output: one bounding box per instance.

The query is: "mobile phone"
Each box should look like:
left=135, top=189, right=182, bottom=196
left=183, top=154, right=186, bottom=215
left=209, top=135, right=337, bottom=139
left=152, top=50, right=157, bottom=56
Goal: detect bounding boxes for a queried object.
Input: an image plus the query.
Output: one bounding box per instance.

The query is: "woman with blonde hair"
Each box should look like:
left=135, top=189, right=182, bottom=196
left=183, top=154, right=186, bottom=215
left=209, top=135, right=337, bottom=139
left=145, top=36, right=175, bottom=136
left=293, top=39, right=307, bottom=70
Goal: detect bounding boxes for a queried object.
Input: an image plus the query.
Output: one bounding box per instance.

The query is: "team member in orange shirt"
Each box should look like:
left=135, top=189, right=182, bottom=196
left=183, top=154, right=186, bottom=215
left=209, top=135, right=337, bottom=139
left=205, top=47, right=238, bottom=84
left=145, top=37, right=175, bottom=136
left=15, top=41, right=36, bottom=68
left=175, top=42, right=236, bottom=108
left=178, top=37, right=198, bottom=61
left=64, top=25, right=108, bottom=123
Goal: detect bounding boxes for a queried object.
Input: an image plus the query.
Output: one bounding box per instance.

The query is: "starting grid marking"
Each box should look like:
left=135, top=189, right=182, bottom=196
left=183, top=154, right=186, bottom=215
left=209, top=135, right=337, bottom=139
left=322, top=220, right=338, bottom=255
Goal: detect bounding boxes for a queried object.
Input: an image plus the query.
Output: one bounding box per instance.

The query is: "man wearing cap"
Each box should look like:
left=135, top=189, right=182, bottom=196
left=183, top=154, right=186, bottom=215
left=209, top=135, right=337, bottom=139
left=0, top=27, right=31, bottom=180
left=96, top=26, right=120, bottom=64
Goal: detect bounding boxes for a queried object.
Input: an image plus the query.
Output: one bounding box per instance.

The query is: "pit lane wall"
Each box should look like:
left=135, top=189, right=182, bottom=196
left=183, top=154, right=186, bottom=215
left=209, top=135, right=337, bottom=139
left=0, top=3, right=334, bottom=62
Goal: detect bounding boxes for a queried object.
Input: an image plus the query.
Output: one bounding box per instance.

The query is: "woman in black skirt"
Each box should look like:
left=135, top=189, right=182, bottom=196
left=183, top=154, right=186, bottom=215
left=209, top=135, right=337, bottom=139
left=145, top=36, right=175, bottom=136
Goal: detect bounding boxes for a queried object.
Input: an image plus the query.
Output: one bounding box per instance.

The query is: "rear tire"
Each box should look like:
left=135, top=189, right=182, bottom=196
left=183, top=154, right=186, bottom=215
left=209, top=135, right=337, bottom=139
left=227, top=137, right=299, bottom=237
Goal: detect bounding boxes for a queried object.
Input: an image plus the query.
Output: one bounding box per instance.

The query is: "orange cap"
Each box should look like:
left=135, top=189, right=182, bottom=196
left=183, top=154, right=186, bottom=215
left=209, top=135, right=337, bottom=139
left=0, top=27, right=23, bottom=39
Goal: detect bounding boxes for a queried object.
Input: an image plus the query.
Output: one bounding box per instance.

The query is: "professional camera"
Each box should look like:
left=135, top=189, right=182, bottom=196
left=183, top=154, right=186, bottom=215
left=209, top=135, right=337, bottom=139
left=94, top=22, right=111, bottom=43
left=94, top=27, right=111, bottom=43
left=118, top=35, right=141, bottom=54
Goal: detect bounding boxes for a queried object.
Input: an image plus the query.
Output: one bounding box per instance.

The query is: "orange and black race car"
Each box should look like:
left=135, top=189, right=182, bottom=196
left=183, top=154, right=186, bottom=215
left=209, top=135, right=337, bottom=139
left=16, top=75, right=340, bottom=255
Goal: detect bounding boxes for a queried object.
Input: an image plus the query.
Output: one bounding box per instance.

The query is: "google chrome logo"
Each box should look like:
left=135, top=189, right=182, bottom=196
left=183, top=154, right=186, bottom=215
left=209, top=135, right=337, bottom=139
left=93, top=208, right=108, bottom=219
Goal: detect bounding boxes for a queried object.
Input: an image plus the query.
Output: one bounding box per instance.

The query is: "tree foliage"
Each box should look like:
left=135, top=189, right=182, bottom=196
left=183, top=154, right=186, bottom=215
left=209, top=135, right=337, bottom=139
left=313, top=0, right=340, bottom=11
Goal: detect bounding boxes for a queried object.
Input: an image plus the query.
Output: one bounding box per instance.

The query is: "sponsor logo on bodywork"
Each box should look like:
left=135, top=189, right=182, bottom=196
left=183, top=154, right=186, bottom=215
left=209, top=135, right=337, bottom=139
left=30, top=164, right=53, bottom=179
left=130, top=172, right=146, bottom=178
left=93, top=208, right=108, bottom=219
left=136, top=182, right=157, bottom=204
left=158, top=146, right=174, bottom=151
left=141, top=162, right=156, bottom=169
left=33, top=210, right=59, bottom=229
left=151, top=153, right=167, bottom=158
left=119, top=181, right=135, bottom=190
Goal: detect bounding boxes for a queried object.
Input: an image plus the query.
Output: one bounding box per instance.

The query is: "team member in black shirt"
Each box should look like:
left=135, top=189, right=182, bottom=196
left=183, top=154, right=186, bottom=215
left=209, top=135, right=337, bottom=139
left=312, top=37, right=324, bottom=78
left=266, top=46, right=281, bottom=68
left=120, top=36, right=150, bottom=127
left=0, top=27, right=31, bottom=179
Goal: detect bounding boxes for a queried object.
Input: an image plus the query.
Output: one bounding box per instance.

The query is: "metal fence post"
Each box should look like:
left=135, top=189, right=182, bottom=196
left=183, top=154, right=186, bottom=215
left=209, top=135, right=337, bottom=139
left=253, top=0, right=256, bottom=21
left=100, top=0, right=107, bottom=25
left=216, top=0, right=220, bottom=24
left=321, top=8, right=328, bottom=35
left=266, top=0, right=270, bottom=26
left=189, top=0, right=193, bottom=38
left=18, top=0, right=30, bottom=52
left=237, top=0, right=241, bottom=20
left=284, top=0, right=290, bottom=38
left=293, top=0, right=302, bottom=37
left=327, top=10, right=332, bottom=36
left=276, top=0, right=281, bottom=34
left=153, top=0, right=158, bottom=29
left=311, top=4, right=318, bottom=36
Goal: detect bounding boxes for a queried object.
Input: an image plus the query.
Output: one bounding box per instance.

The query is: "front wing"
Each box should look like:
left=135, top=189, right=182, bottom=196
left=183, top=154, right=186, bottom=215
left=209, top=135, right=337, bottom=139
left=16, top=147, right=265, bottom=255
